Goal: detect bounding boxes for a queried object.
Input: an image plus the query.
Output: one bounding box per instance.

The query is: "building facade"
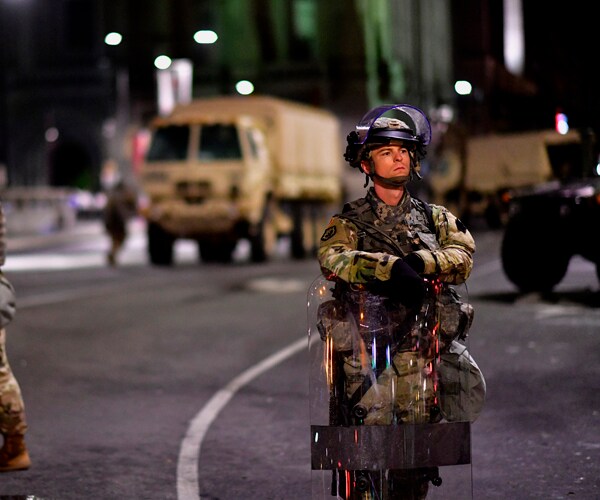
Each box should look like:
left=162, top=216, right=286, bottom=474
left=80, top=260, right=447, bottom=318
left=0, top=0, right=595, bottom=191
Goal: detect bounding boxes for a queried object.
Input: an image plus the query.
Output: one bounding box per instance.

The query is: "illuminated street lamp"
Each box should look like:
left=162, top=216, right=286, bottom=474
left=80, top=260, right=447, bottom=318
left=154, top=55, right=172, bottom=70
left=104, top=32, right=123, bottom=46
left=454, top=80, right=472, bottom=96
left=193, top=30, right=218, bottom=44
left=235, top=80, right=254, bottom=95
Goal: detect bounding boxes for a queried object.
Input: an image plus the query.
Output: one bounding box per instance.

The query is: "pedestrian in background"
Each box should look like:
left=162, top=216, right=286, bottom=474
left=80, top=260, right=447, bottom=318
left=0, top=201, right=30, bottom=472
left=101, top=160, right=138, bottom=266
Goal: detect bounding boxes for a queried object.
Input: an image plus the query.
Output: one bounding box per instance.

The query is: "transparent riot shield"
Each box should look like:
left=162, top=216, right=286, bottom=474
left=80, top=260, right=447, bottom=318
left=308, top=274, right=480, bottom=499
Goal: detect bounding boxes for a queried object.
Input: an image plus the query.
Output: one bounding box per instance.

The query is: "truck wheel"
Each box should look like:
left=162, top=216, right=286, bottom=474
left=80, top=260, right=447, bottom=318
left=250, top=201, right=277, bottom=263
left=290, top=204, right=313, bottom=259
left=290, top=203, right=329, bottom=260
left=501, top=212, right=570, bottom=293
left=147, top=222, right=175, bottom=266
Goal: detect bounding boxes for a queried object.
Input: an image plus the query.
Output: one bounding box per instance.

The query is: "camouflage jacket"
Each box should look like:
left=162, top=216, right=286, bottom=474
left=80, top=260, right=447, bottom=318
left=318, top=188, right=475, bottom=285
left=0, top=202, right=16, bottom=327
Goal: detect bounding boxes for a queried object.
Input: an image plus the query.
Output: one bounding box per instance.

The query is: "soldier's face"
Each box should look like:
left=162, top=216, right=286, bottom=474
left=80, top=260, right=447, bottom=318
left=362, top=142, right=412, bottom=179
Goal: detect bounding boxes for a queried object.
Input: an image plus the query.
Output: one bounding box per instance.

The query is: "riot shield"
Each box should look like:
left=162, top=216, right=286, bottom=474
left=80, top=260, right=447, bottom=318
left=308, top=274, right=480, bottom=499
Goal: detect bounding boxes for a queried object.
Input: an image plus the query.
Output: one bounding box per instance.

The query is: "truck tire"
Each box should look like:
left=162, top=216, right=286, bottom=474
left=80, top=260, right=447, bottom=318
left=290, top=204, right=312, bottom=259
left=148, top=222, right=175, bottom=266
left=501, top=212, right=570, bottom=293
left=250, top=201, right=277, bottom=263
left=290, top=203, right=329, bottom=259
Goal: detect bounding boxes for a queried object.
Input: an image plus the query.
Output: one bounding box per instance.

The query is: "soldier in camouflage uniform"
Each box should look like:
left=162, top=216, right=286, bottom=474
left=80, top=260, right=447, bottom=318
left=317, top=104, right=483, bottom=498
left=0, top=201, right=30, bottom=472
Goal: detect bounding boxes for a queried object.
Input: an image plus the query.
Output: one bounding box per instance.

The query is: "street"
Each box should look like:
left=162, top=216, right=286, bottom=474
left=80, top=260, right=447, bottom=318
left=0, top=220, right=599, bottom=499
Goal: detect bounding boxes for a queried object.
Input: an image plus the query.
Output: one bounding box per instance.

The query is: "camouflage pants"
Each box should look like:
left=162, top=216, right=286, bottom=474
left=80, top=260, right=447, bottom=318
left=0, top=328, right=27, bottom=436
left=343, top=350, right=437, bottom=426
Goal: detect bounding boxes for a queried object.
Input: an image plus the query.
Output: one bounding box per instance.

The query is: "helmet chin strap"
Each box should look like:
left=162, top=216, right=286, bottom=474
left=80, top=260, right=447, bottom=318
left=371, top=173, right=410, bottom=188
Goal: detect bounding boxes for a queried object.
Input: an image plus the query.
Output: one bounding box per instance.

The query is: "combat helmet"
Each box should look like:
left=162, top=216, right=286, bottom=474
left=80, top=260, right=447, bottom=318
left=344, top=104, right=432, bottom=186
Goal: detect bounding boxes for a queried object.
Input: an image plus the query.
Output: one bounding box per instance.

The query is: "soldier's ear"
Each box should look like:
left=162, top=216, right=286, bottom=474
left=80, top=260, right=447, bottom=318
left=360, top=160, right=371, bottom=175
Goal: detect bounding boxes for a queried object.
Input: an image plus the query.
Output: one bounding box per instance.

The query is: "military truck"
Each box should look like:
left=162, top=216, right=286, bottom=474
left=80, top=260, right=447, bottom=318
left=428, top=128, right=584, bottom=228
left=138, top=95, right=343, bottom=265
left=500, top=128, right=600, bottom=293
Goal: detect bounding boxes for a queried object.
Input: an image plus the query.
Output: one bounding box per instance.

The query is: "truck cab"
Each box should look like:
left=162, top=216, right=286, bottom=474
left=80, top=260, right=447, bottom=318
left=139, top=96, right=343, bottom=265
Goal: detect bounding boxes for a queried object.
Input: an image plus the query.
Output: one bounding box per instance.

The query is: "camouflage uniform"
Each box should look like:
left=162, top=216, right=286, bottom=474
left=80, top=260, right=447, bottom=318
left=318, top=187, right=475, bottom=286
left=0, top=202, right=27, bottom=437
left=318, top=187, right=476, bottom=426
left=103, top=179, right=137, bottom=266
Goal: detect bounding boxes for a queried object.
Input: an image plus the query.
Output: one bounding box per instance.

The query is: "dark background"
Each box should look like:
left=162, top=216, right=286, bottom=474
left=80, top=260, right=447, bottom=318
left=1, top=0, right=598, bottom=190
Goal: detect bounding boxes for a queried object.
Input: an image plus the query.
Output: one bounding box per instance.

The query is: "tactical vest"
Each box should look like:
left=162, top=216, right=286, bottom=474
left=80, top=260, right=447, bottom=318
left=339, top=195, right=438, bottom=257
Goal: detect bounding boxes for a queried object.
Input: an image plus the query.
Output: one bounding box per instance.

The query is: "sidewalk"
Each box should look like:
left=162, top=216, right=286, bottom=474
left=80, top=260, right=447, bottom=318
left=6, top=218, right=105, bottom=252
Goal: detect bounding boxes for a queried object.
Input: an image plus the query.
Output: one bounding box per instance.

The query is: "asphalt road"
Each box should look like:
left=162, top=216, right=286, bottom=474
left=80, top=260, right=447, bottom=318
left=0, top=221, right=599, bottom=499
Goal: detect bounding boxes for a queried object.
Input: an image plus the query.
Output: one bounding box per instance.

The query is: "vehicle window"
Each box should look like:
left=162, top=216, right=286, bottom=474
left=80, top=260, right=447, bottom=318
left=198, top=124, right=242, bottom=161
left=146, top=126, right=189, bottom=161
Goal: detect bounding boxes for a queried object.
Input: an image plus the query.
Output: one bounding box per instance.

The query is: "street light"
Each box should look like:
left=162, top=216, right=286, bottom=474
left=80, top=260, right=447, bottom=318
left=193, top=30, right=218, bottom=44
left=454, top=80, right=472, bottom=96
left=104, top=32, right=123, bottom=46
left=154, top=55, right=172, bottom=70
left=235, top=80, right=254, bottom=96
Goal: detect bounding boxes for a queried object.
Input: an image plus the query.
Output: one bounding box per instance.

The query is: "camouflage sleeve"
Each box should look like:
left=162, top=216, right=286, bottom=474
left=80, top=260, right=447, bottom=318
left=317, top=216, right=400, bottom=284
left=0, top=202, right=15, bottom=326
left=0, top=201, right=5, bottom=267
left=412, top=204, right=475, bottom=284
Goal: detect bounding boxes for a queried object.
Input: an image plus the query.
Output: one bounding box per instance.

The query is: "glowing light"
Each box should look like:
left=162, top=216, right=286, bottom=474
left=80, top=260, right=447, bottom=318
left=503, top=0, right=524, bottom=75
left=371, top=339, right=377, bottom=369
left=454, top=80, right=472, bottom=96
left=555, top=112, right=569, bottom=135
left=154, top=55, right=172, bottom=70
left=104, top=32, right=123, bottom=46
left=193, top=30, right=218, bottom=44
left=235, top=80, right=254, bottom=95
left=45, top=127, right=59, bottom=143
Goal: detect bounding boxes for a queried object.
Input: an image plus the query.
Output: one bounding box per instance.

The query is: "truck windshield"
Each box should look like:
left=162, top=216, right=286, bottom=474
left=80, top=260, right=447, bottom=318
left=198, top=124, right=242, bottom=161
left=146, top=125, right=189, bottom=161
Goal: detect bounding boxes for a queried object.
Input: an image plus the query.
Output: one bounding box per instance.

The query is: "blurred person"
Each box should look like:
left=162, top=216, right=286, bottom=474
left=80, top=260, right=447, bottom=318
left=317, top=104, right=485, bottom=497
left=0, top=201, right=30, bottom=472
left=101, top=160, right=138, bottom=266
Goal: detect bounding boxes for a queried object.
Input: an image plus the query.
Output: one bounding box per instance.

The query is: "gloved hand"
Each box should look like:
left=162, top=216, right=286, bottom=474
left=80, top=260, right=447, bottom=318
left=371, top=259, right=425, bottom=309
left=402, top=252, right=425, bottom=273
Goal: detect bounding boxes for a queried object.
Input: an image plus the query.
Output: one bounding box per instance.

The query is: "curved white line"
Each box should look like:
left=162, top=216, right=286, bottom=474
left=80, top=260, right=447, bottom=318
left=176, top=336, right=307, bottom=500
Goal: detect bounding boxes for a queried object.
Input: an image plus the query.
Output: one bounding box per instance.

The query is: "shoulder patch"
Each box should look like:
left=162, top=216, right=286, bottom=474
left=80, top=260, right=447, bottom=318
left=456, top=218, right=467, bottom=233
left=321, top=226, right=337, bottom=241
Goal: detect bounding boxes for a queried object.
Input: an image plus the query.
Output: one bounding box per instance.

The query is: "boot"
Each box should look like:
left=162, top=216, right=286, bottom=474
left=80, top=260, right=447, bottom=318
left=0, top=433, right=31, bottom=472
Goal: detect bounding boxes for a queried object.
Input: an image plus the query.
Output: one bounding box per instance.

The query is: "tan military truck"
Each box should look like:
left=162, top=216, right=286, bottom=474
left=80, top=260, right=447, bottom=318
left=427, top=128, right=584, bottom=227
left=138, top=95, right=343, bottom=265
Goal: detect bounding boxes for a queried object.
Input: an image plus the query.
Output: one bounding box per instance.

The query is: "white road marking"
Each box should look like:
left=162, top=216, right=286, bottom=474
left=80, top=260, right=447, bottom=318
left=176, top=337, right=307, bottom=500
left=246, top=277, right=308, bottom=293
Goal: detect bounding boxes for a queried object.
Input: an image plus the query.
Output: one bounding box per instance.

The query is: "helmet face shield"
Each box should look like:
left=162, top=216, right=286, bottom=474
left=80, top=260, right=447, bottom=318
left=355, top=104, right=432, bottom=146
left=344, top=104, right=431, bottom=177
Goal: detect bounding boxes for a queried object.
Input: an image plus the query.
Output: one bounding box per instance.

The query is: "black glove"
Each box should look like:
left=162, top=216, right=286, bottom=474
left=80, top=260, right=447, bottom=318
left=402, top=252, right=425, bottom=274
left=371, top=259, right=425, bottom=309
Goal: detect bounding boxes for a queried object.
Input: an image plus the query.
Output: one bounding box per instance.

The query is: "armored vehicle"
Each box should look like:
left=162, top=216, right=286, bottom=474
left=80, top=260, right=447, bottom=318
left=139, top=95, right=343, bottom=265
left=428, top=128, right=584, bottom=228
left=500, top=129, right=599, bottom=292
